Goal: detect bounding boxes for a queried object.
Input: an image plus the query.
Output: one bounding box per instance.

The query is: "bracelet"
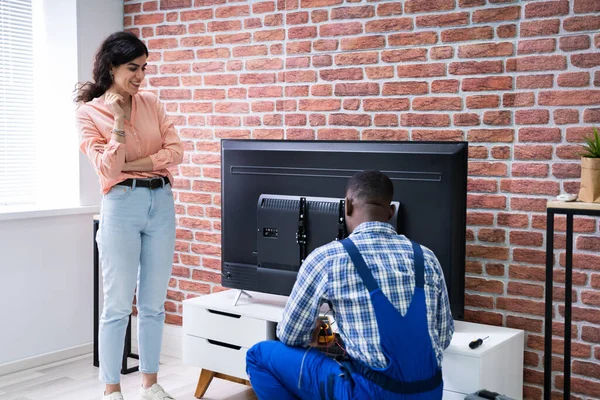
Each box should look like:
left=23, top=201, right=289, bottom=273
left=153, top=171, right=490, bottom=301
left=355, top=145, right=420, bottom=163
left=112, top=129, right=126, bottom=137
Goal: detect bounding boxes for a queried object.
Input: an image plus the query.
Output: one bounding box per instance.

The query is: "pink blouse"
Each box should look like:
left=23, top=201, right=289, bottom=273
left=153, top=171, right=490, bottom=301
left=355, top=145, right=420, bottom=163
left=77, top=91, right=183, bottom=194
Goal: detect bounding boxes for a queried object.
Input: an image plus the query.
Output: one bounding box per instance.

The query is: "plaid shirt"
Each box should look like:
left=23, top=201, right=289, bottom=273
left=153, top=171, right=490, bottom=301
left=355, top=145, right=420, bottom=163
left=276, top=221, right=454, bottom=369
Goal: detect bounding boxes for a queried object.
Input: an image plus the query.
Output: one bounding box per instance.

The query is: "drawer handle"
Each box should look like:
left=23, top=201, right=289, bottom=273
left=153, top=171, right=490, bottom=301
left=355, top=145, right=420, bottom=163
left=207, top=309, right=241, bottom=319
left=207, top=339, right=242, bottom=351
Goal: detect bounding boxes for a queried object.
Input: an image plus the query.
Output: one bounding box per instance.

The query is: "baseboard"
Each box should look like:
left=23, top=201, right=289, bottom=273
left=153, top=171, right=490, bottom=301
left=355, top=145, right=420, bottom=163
left=131, top=317, right=183, bottom=360
left=0, top=343, right=93, bottom=376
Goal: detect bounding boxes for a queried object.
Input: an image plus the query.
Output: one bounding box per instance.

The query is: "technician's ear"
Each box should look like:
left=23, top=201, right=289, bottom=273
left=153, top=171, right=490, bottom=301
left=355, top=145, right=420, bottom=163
left=388, top=203, right=396, bottom=221
left=345, top=197, right=354, bottom=217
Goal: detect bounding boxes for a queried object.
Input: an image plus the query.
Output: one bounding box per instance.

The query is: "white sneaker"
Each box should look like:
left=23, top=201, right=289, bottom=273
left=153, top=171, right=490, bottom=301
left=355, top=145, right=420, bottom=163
left=140, top=383, right=175, bottom=400
left=102, top=392, right=124, bottom=400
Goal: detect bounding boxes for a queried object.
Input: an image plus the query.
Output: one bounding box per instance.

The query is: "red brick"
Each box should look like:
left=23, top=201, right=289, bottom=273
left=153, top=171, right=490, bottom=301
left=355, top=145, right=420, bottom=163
left=515, top=110, right=551, bottom=125
left=455, top=113, right=480, bottom=126
left=311, top=84, right=332, bottom=96
left=192, top=61, right=225, bottom=73
left=311, top=10, right=329, bottom=23
left=413, top=97, right=462, bottom=111
left=552, top=163, right=581, bottom=179
left=466, top=277, right=504, bottom=294
left=464, top=310, right=503, bottom=326
left=374, top=114, right=398, bottom=127
left=518, top=127, right=561, bottom=142
left=363, top=98, right=410, bottom=112
left=459, top=0, right=485, bottom=6
left=362, top=129, right=409, bottom=141
left=500, top=179, right=560, bottom=195
left=483, top=111, right=511, bottom=126
left=366, top=18, right=412, bottom=33
left=520, top=19, right=560, bottom=37
left=524, top=1, right=569, bottom=18
left=509, top=265, right=545, bottom=282
left=432, top=80, right=459, bottom=93
left=404, top=0, right=455, bottom=13
left=503, top=92, right=535, bottom=108
left=497, top=24, right=517, bottom=38
left=516, top=74, right=554, bottom=90
left=467, top=212, right=494, bottom=227
left=149, top=38, right=178, bottom=49
left=312, top=55, right=332, bottom=68
left=558, top=72, right=590, bottom=87
left=253, top=1, right=275, bottom=13
left=467, top=129, right=514, bottom=143
left=289, top=26, right=317, bottom=39
left=497, top=297, right=545, bottom=316
left=473, top=6, right=521, bottom=23
left=331, top=5, right=374, bottom=19
left=389, top=32, right=438, bottom=46
left=564, top=16, right=600, bottom=32
left=566, top=126, right=596, bottom=142
left=468, top=178, right=497, bottom=193
left=329, top=113, right=371, bottom=127
left=335, top=52, right=378, bottom=66
left=319, top=22, right=362, bottom=37
left=559, top=253, right=600, bottom=271
left=507, top=316, right=543, bottom=333
left=497, top=213, right=529, bottom=228
left=469, top=161, right=508, bottom=176
left=287, top=11, right=308, bottom=25
left=478, top=228, right=506, bottom=243
left=466, top=244, right=509, bottom=260
left=317, top=128, right=359, bottom=140
left=560, top=35, right=591, bottom=51
left=208, top=20, right=241, bottom=32
left=254, top=29, right=284, bottom=42
left=215, top=5, right=249, bottom=18
left=412, top=130, right=464, bottom=141
left=181, top=9, right=213, bottom=21
left=198, top=48, right=230, bottom=58
left=511, top=197, right=548, bottom=212
left=511, top=163, right=549, bottom=178
left=441, top=27, right=494, bottom=43
left=335, top=83, right=379, bottom=96
left=264, top=14, right=283, bottom=27
left=467, top=95, right=500, bottom=109
left=320, top=68, right=363, bottom=81
left=554, top=109, right=579, bottom=125
left=301, top=0, right=343, bottom=7
left=382, top=49, right=427, bottom=63
left=574, top=0, right=600, bottom=13
left=572, top=53, right=600, bottom=69
left=215, top=33, right=250, bottom=45
left=486, top=263, right=505, bottom=276
left=377, top=2, right=402, bottom=16
left=248, top=86, right=283, bottom=98
left=450, top=61, right=503, bottom=75
left=160, top=89, right=192, bottom=100
left=401, top=113, right=450, bottom=127
left=577, top=236, right=600, bottom=251
left=299, top=99, right=341, bottom=111
left=430, top=46, right=454, bottom=60
left=507, top=55, right=567, bottom=72
left=382, top=82, right=428, bottom=96
left=465, top=294, right=494, bottom=309
left=467, top=194, right=507, bottom=210
left=508, top=282, right=544, bottom=298
left=134, top=13, right=165, bottom=25
left=583, top=108, right=600, bottom=123
left=366, top=66, right=394, bottom=79
left=416, top=13, right=469, bottom=28
left=510, top=231, right=544, bottom=247
left=517, top=39, right=556, bottom=55
left=462, top=77, right=513, bottom=91
left=458, top=42, right=514, bottom=58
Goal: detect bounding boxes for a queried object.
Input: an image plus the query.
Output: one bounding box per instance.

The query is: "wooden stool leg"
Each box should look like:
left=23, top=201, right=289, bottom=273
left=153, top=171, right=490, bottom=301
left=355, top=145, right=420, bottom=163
left=195, top=369, right=215, bottom=399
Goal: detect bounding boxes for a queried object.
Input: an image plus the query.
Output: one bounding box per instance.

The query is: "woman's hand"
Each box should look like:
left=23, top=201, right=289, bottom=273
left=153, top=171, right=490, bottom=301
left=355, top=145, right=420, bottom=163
left=93, top=143, right=106, bottom=154
left=104, top=92, right=125, bottom=120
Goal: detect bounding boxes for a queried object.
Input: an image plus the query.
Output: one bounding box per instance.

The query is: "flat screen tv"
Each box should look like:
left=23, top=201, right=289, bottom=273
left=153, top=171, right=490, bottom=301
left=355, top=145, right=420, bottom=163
left=221, top=140, right=467, bottom=319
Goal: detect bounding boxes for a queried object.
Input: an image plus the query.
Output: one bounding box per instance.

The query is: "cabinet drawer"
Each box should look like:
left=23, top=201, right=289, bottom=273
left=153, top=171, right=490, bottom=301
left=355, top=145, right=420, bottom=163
left=184, top=305, right=275, bottom=348
left=442, top=352, right=480, bottom=395
left=183, top=335, right=248, bottom=380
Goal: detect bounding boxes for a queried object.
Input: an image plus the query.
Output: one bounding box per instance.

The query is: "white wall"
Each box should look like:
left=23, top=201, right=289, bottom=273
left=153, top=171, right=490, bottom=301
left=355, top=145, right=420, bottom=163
left=77, top=0, right=124, bottom=206
left=0, top=212, right=95, bottom=368
left=0, top=0, right=123, bottom=374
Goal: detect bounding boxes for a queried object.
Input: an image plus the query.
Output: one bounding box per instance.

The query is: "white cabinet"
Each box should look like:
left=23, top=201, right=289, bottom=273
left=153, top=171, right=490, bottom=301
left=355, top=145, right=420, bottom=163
left=183, top=290, right=524, bottom=399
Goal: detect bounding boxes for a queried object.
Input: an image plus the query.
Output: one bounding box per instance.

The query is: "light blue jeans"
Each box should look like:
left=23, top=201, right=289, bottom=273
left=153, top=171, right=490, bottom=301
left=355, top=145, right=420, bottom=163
left=96, top=181, right=176, bottom=384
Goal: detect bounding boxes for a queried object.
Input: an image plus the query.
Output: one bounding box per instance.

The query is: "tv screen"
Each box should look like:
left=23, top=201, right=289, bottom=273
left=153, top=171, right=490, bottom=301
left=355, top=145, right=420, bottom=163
left=221, top=140, right=467, bottom=319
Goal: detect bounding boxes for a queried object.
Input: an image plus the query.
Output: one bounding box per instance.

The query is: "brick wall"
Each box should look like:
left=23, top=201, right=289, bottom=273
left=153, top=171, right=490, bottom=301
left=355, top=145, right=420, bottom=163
left=124, top=0, right=600, bottom=397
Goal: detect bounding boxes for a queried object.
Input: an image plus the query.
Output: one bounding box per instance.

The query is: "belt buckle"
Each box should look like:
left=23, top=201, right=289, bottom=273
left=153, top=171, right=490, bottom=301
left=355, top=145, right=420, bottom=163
left=150, top=178, right=162, bottom=190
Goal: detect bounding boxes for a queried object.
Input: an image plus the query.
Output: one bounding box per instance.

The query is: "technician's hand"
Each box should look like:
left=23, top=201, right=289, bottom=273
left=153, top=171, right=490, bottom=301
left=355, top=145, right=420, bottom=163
left=309, top=319, right=327, bottom=347
left=104, top=91, right=125, bottom=120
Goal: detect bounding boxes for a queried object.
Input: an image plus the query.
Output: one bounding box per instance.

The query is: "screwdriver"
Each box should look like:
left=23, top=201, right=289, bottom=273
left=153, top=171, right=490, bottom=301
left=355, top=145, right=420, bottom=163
left=469, top=336, right=489, bottom=349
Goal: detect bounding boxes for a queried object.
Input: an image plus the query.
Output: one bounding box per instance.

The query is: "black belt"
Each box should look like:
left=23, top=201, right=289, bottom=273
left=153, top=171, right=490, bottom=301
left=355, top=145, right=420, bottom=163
left=116, top=176, right=170, bottom=190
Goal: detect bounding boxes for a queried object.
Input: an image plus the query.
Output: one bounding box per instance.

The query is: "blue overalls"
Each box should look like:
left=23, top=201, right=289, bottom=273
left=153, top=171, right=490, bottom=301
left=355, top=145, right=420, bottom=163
left=246, top=238, right=443, bottom=400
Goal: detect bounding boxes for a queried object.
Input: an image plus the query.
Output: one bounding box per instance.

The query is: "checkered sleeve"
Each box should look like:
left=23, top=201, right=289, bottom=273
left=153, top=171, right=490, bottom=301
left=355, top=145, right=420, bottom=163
left=276, top=248, right=329, bottom=347
left=433, top=256, right=454, bottom=350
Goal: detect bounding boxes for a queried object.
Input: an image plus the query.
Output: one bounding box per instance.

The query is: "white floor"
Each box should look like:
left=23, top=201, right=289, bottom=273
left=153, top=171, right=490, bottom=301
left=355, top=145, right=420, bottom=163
left=0, top=354, right=257, bottom=400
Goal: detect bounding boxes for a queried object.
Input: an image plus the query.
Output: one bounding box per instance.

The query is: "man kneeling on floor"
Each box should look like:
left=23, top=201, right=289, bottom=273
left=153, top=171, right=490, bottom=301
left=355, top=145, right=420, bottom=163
left=246, top=170, right=454, bottom=400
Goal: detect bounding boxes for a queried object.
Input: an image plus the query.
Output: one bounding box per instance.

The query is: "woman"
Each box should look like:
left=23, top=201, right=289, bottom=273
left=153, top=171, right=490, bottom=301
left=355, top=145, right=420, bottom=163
left=75, top=31, right=183, bottom=400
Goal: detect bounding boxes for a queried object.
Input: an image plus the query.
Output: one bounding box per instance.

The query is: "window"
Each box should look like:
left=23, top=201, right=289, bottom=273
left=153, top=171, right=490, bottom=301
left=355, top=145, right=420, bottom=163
left=0, top=0, right=35, bottom=206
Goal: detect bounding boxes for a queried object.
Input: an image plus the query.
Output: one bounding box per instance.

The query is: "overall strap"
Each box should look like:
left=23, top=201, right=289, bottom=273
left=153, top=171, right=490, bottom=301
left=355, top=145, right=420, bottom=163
left=340, top=238, right=379, bottom=293
left=410, top=240, right=425, bottom=289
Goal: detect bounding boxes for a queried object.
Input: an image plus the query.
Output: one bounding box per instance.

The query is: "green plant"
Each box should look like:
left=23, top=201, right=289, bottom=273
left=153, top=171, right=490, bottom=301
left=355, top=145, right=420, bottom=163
left=582, top=127, right=600, bottom=158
